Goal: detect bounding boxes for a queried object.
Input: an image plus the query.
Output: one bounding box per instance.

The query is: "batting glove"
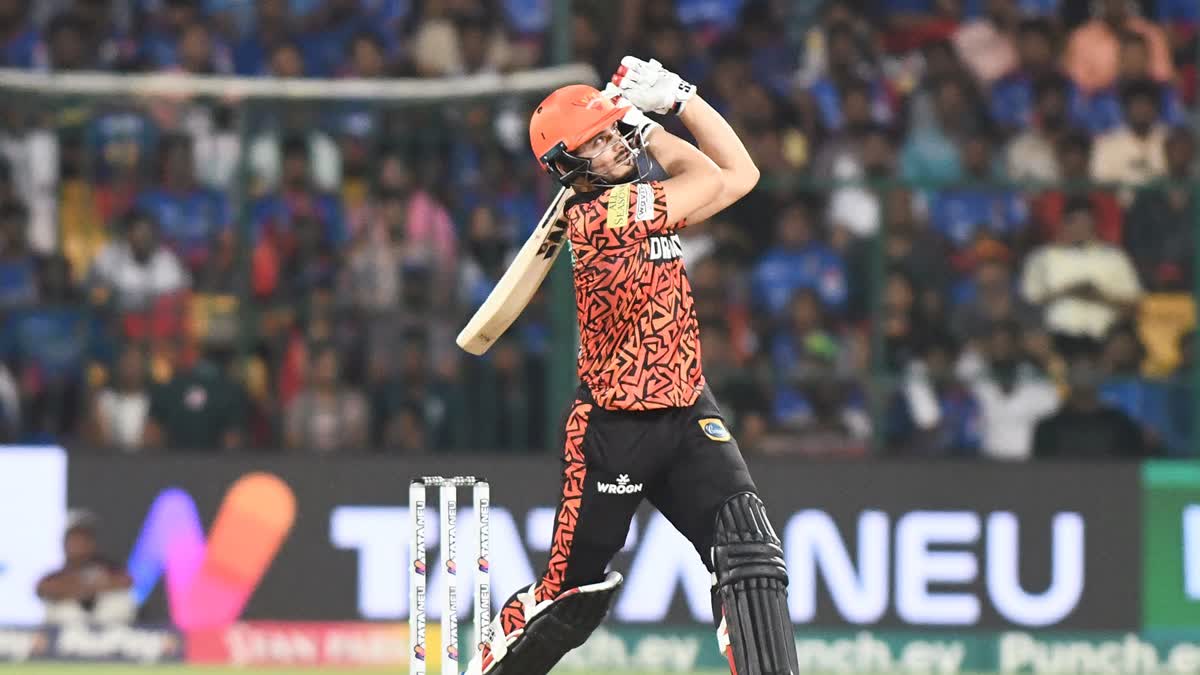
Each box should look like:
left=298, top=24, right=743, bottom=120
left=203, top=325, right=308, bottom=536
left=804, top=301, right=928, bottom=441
left=602, top=82, right=661, bottom=142
left=611, top=56, right=696, bottom=116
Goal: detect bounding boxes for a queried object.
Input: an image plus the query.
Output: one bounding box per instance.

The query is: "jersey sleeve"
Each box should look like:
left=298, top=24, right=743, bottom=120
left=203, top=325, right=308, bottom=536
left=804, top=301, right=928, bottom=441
left=579, top=181, right=682, bottom=240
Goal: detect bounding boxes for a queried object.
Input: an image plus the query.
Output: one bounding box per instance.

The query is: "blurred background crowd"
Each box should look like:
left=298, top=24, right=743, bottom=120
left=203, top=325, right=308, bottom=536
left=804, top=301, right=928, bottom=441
left=0, top=0, right=1196, bottom=460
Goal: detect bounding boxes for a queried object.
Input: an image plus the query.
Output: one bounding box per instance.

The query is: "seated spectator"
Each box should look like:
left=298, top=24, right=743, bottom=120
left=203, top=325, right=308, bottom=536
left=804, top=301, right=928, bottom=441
left=2, top=255, right=102, bottom=443
left=770, top=342, right=870, bottom=458
left=951, top=256, right=1041, bottom=348
left=232, top=0, right=294, bottom=76
left=953, top=0, right=1020, bottom=86
left=887, top=333, right=983, bottom=457
left=249, top=134, right=348, bottom=255
left=1063, top=0, right=1172, bottom=95
left=825, top=124, right=897, bottom=242
left=87, top=345, right=150, bottom=452
left=145, top=343, right=246, bottom=450
left=770, top=290, right=846, bottom=382
left=1070, top=32, right=1184, bottom=134
left=44, top=12, right=93, bottom=72
left=880, top=267, right=935, bottom=374
left=1006, top=73, right=1072, bottom=183
left=1021, top=198, right=1141, bottom=357
left=0, top=200, right=39, bottom=308
left=0, top=0, right=44, bottom=69
left=458, top=204, right=516, bottom=312
left=284, top=344, right=369, bottom=452
left=89, top=209, right=190, bottom=313
left=36, top=512, right=135, bottom=626
left=1099, top=321, right=1169, bottom=453
left=930, top=132, right=1027, bottom=248
left=172, top=21, right=231, bottom=74
left=135, top=135, right=232, bottom=276
left=369, top=331, right=452, bottom=451
left=1031, top=132, right=1123, bottom=244
left=1090, top=78, right=1170, bottom=196
left=751, top=202, right=847, bottom=318
left=901, top=77, right=977, bottom=186
left=806, top=25, right=894, bottom=134
left=411, top=8, right=510, bottom=77
left=969, top=320, right=1060, bottom=460
left=1033, top=354, right=1150, bottom=458
left=989, top=18, right=1059, bottom=133
left=1125, top=128, right=1196, bottom=291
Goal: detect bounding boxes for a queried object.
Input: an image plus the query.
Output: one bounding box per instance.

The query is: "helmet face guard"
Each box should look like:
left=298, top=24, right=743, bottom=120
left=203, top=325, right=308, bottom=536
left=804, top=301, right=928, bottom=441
left=540, top=121, right=654, bottom=188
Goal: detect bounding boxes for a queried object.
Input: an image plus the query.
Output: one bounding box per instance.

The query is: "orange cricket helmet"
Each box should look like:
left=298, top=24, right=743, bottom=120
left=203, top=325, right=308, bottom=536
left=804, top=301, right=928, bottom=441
left=529, top=83, right=628, bottom=185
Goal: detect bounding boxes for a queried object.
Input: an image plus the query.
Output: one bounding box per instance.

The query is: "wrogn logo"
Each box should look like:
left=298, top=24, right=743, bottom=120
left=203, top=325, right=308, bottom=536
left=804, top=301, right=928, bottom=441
left=597, top=474, right=644, bottom=495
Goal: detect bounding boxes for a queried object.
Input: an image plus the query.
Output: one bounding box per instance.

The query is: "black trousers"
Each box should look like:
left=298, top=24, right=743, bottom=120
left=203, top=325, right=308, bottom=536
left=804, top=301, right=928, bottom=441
left=525, top=382, right=758, bottom=612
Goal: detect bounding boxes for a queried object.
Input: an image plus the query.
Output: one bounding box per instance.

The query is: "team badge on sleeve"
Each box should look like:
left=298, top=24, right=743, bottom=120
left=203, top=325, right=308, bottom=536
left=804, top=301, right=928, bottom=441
left=699, top=418, right=731, bottom=442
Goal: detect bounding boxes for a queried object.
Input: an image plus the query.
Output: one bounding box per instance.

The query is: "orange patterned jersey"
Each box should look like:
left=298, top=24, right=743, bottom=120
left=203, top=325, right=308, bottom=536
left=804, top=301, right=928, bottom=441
left=565, top=180, right=705, bottom=410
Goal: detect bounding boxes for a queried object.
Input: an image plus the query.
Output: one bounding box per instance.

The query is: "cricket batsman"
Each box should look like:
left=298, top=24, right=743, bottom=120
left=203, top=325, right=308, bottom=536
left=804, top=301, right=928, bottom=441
left=465, top=56, right=800, bottom=675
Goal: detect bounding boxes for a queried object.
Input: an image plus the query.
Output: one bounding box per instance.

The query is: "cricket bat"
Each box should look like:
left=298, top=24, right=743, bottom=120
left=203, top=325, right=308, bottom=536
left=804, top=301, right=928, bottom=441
left=456, top=186, right=574, bottom=355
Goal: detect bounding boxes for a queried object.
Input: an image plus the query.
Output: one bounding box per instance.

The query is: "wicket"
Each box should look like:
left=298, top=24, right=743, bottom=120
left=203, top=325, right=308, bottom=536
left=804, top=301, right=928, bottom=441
left=410, top=476, right=491, bottom=675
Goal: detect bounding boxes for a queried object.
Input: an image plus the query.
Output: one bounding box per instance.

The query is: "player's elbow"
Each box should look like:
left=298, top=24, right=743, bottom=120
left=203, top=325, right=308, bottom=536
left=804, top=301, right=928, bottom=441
left=727, top=164, right=760, bottom=200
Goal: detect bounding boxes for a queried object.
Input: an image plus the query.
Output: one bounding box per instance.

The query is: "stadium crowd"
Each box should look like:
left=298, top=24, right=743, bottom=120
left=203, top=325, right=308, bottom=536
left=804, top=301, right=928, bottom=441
left=0, top=0, right=1195, bottom=459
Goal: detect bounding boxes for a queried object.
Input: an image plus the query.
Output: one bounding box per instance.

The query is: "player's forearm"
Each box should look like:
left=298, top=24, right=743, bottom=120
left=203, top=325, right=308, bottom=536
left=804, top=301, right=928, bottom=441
left=677, top=95, right=760, bottom=197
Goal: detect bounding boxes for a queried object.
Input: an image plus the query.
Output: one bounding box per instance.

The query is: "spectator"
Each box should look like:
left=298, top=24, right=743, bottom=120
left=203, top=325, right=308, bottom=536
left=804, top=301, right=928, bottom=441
left=1032, top=353, right=1149, bottom=458
left=1064, top=0, right=1172, bottom=95
left=139, top=0, right=205, bottom=70
left=772, top=345, right=871, bottom=458
left=458, top=204, right=516, bottom=312
left=951, top=256, right=1041, bottom=350
left=1070, top=31, right=1184, bottom=134
left=702, top=321, right=772, bottom=451
left=880, top=267, right=929, bottom=374
left=36, top=512, right=135, bottom=625
left=88, top=209, right=190, bottom=313
left=370, top=331, right=452, bottom=450
left=1124, top=127, right=1196, bottom=290
left=901, top=77, right=977, bottom=185
left=284, top=344, right=370, bottom=452
left=953, top=0, right=1020, bottom=85
left=930, top=132, right=1028, bottom=248
left=249, top=134, right=348, bottom=271
left=1031, top=132, right=1124, bottom=244
left=0, top=0, right=44, bottom=69
left=44, top=12, right=92, bottom=72
left=1021, top=198, right=1141, bottom=357
left=1006, top=73, right=1072, bottom=183
left=1166, top=329, right=1194, bottom=457
left=234, top=0, right=296, bottom=76
left=87, top=345, right=150, bottom=452
left=135, top=135, right=232, bottom=275
left=1099, top=320, right=1169, bottom=453
left=806, top=24, right=893, bottom=134
left=173, top=21, right=230, bottom=74
left=0, top=200, right=39, bottom=308
left=145, top=344, right=246, bottom=450
left=989, top=18, right=1059, bottom=132
left=887, top=333, right=983, bottom=457
left=411, top=8, right=510, bottom=77
left=825, top=124, right=897, bottom=242
left=751, top=202, right=847, bottom=319
left=970, top=319, right=1060, bottom=460
left=2, top=255, right=99, bottom=443
left=770, top=289, right=845, bottom=382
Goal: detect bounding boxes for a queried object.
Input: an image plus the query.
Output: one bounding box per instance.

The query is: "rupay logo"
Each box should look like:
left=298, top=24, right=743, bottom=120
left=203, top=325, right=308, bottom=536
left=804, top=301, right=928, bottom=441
left=126, top=473, right=296, bottom=630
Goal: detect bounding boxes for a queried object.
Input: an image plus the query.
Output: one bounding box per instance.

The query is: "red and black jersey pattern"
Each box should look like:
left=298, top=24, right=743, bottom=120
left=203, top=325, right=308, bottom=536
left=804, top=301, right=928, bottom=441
left=534, top=398, right=592, bottom=602
left=566, top=180, right=705, bottom=411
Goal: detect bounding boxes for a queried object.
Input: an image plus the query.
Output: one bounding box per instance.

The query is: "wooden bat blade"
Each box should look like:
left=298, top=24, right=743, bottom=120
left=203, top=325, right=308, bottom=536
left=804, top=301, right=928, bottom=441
left=456, top=186, right=573, bottom=355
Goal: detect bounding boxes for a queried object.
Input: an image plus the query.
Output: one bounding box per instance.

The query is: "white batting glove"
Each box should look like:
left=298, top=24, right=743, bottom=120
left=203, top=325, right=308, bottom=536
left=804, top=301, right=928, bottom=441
left=611, top=56, right=696, bottom=116
left=602, top=82, right=661, bottom=142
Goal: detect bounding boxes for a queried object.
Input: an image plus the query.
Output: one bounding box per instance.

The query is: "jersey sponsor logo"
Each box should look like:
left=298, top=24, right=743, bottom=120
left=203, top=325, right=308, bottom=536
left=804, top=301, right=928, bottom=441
left=597, top=474, right=644, bottom=495
left=635, top=183, right=655, bottom=221
left=699, top=418, right=731, bottom=442
left=606, top=184, right=631, bottom=229
left=647, top=234, right=683, bottom=262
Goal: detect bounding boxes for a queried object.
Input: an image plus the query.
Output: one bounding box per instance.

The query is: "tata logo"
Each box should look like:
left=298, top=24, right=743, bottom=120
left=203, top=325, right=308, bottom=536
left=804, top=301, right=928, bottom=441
left=127, top=473, right=296, bottom=630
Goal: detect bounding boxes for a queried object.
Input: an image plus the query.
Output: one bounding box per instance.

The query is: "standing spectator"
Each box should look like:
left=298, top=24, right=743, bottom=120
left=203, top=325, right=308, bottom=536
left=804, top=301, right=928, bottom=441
left=0, top=200, right=38, bottom=308
left=1063, top=0, right=1172, bottom=95
left=887, top=333, right=983, bottom=457
left=751, top=202, right=847, bottom=319
left=1006, top=73, right=1072, bottom=183
left=135, top=135, right=232, bottom=276
left=953, top=0, right=1020, bottom=86
left=930, top=132, right=1028, bottom=248
left=36, top=512, right=135, bottom=626
left=1124, top=128, right=1196, bottom=290
left=283, top=345, right=370, bottom=452
left=88, top=209, right=189, bottom=313
left=1090, top=80, right=1170, bottom=196
left=87, top=345, right=150, bottom=452
left=1021, top=198, right=1141, bottom=357
left=1031, top=132, right=1124, bottom=244
left=1032, top=354, right=1149, bottom=458
left=145, top=344, right=245, bottom=450
left=970, top=320, right=1060, bottom=460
